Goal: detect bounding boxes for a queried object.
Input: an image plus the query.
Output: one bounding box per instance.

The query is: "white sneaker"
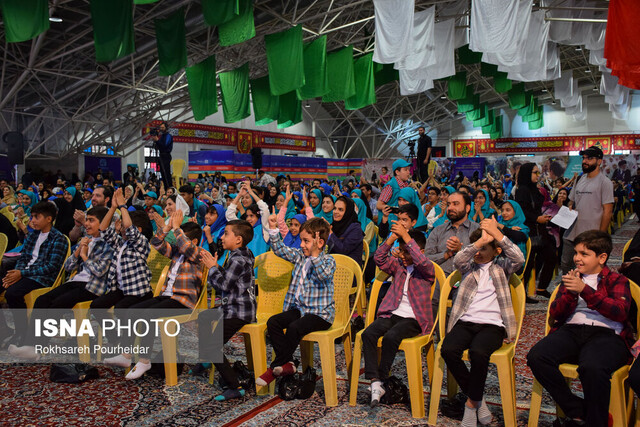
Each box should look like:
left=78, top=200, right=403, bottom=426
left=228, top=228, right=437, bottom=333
left=8, top=344, right=20, bottom=356
left=461, top=405, right=478, bottom=427
left=370, top=380, right=385, bottom=408
left=478, top=399, right=492, bottom=425
left=103, top=354, right=132, bottom=368
left=8, top=345, right=40, bottom=361
left=125, top=361, right=152, bottom=380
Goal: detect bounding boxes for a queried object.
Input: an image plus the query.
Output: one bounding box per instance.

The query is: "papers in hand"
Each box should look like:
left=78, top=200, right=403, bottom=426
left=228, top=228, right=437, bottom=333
left=550, top=206, right=578, bottom=229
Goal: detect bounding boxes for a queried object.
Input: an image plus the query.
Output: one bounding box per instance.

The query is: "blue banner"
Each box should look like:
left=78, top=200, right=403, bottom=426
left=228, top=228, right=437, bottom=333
left=450, top=157, right=486, bottom=180
left=84, top=156, right=121, bottom=181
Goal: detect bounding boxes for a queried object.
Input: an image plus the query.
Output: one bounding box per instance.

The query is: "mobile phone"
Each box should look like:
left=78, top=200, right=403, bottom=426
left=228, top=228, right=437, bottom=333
left=389, top=206, right=400, bottom=215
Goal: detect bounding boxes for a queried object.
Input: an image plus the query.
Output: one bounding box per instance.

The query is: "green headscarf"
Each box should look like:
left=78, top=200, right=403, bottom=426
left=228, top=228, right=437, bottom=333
left=398, top=187, right=428, bottom=228
left=310, top=189, right=324, bottom=216
left=499, top=200, right=530, bottom=258
left=469, top=189, right=495, bottom=222
left=316, top=195, right=335, bottom=224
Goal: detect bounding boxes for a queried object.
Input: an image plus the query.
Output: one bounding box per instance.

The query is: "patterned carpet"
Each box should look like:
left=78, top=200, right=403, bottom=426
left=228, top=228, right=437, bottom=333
left=0, top=217, right=636, bottom=426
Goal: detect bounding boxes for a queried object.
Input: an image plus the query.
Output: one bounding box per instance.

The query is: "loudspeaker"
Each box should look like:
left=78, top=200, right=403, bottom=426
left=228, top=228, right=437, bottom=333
left=3, top=131, right=24, bottom=165
left=250, top=147, right=263, bottom=170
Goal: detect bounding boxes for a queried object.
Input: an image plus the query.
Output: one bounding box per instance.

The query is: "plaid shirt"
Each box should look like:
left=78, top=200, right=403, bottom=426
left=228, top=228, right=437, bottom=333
left=379, top=179, right=410, bottom=204
left=208, top=246, right=256, bottom=323
left=374, top=240, right=436, bottom=335
left=449, top=236, right=524, bottom=341
left=151, top=227, right=204, bottom=309
left=16, top=227, right=68, bottom=287
left=101, top=225, right=152, bottom=297
left=64, top=237, right=115, bottom=296
left=270, top=231, right=336, bottom=323
left=550, top=266, right=634, bottom=350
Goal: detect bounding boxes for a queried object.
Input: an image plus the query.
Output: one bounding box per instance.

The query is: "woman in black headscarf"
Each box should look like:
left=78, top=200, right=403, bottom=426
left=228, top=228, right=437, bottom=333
left=327, top=196, right=364, bottom=267
left=54, top=186, right=86, bottom=237
left=515, top=163, right=555, bottom=299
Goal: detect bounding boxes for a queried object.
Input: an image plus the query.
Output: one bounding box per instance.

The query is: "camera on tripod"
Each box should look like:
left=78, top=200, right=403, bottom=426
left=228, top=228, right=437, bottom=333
left=149, top=127, right=161, bottom=137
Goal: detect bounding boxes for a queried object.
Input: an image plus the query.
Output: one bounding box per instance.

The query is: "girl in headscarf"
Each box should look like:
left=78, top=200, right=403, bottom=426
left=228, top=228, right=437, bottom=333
left=276, top=188, right=313, bottom=249
left=18, top=190, right=37, bottom=216
left=428, top=185, right=455, bottom=230
left=264, top=185, right=279, bottom=211
left=320, top=182, right=333, bottom=196
left=397, top=187, right=428, bottom=230
left=202, top=204, right=227, bottom=252
left=351, top=188, right=373, bottom=220
left=149, top=194, right=191, bottom=245
left=469, top=189, right=496, bottom=223
left=328, top=196, right=364, bottom=266
left=226, top=186, right=271, bottom=258
left=51, top=187, right=83, bottom=236
left=309, top=188, right=324, bottom=216
left=354, top=197, right=377, bottom=283
left=2, top=186, right=17, bottom=206
left=314, top=194, right=336, bottom=224
left=496, top=200, right=530, bottom=260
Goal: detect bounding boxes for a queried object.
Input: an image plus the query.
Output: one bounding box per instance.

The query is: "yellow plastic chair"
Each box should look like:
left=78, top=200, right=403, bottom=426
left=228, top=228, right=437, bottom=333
left=25, top=235, right=71, bottom=314
left=170, top=159, right=186, bottom=187
left=349, top=262, right=446, bottom=418
left=148, top=246, right=171, bottom=287
left=0, top=233, right=8, bottom=262
left=348, top=241, right=369, bottom=317
left=4, top=210, right=15, bottom=224
left=160, top=266, right=210, bottom=386
left=428, top=272, right=525, bottom=427
left=208, top=252, right=294, bottom=395
left=623, top=239, right=632, bottom=261
left=520, top=238, right=535, bottom=296
left=527, top=280, right=640, bottom=427
left=299, top=254, right=363, bottom=407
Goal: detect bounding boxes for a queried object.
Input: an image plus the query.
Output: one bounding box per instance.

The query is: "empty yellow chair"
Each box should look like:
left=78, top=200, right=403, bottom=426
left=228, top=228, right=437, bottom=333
left=298, top=254, right=363, bottom=407
left=349, top=262, right=446, bottom=418
left=527, top=280, right=640, bottom=427
left=170, top=159, right=186, bottom=187
left=428, top=272, right=525, bottom=427
left=25, top=235, right=71, bottom=315
left=623, top=239, right=632, bottom=261
left=0, top=233, right=8, bottom=262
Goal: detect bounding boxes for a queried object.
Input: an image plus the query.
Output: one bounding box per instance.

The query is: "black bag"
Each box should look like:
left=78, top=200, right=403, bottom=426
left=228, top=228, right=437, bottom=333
left=380, top=376, right=409, bottom=405
left=295, top=367, right=317, bottom=399
left=147, top=350, right=185, bottom=378
left=50, top=363, right=100, bottom=384
left=276, top=374, right=300, bottom=401
left=217, top=360, right=255, bottom=392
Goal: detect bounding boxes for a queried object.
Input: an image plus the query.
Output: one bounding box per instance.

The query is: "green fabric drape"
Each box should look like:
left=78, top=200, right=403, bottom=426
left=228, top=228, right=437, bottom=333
left=482, top=112, right=501, bottom=134
left=466, top=104, right=486, bottom=122
left=90, top=0, right=135, bottom=63
left=155, top=8, right=187, bottom=76
left=278, top=91, right=302, bottom=129
left=297, top=35, right=329, bottom=100
left=0, top=0, right=49, bottom=43
left=528, top=115, right=544, bottom=130
left=265, top=25, right=305, bottom=96
left=457, top=91, right=479, bottom=113
left=458, top=45, right=482, bottom=64
left=480, top=62, right=498, bottom=78
left=473, top=105, right=493, bottom=128
left=373, top=62, right=399, bottom=87
left=219, top=63, right=251, bottom=124
left=518, top=94, right=536, bottom=117
left=494, top=72, right=512, bottom=93
left=202, top=0, right=239, bottom=27
left=134, top=0, right=158, bottom=4
left=448, top=71, right=468, bottom=100
left=508, top=83, right=526, bottom=110
left=322, top=46, right=356, bottom=103
left=251, top=76, right=279, bottom=126
left=345, top=53, right=376, bottom=110
left=185, top=55, right=218, bottom=121
left=218, top=0, right=255, bottom=47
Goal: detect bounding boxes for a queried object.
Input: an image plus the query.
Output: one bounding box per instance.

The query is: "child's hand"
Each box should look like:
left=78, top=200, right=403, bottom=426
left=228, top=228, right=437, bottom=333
left=381, top=205, right=391, bottom=219
left=203, top=225, right=211, bottom=236
left=285, top=185, right=292, bottom=202
left=562, top=269, right=585, bottom=293
left=113, top=188, right=126, bottom=206
left=200, top=250, right=218, bottom=269
left=313, top=231, right=323, bottom=250
left=171, top=211, right=183, bottom=230
left=479, top=229, right=494, bottom=245
left=390, top=220, right=410, bottom=242
left=268, top=206, right=278, bottom=230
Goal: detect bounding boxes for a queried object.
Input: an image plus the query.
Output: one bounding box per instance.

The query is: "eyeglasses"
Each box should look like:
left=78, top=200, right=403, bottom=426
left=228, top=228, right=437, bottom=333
left=533, top=171, right=541, bottom=175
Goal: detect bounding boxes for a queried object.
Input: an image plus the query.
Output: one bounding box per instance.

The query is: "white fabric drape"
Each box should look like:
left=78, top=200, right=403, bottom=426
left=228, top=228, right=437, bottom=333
left=479, top=0, right=532, bottom=68
left=561, top=79, right=581, bottom=108
left=500, top=11, right=549, bottom=81
left=438, top=0, right=469, bottom=48
left=394, top=6, right=436, bottom=70
left=601, top=72, right=632, bottom=120
left=372, top=0, right=415, bottom=64
left=554, top=71, right=573, bottom=101
left=399, top=70, right=433, bottom=95
left=543, top=0, right=573, bottom=43
left=470, top=0, right=532, bottom=55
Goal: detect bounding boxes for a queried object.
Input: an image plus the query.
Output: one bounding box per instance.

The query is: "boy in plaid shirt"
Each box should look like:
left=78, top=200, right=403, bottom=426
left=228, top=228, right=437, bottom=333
left=440, top=218, right=524, bottom=427
left=199, top=219, right=256, bottom=401
left=528, top=230, right=631, bottom=427
left=255, top=217, right=336, bottom=387
left=362, top=226, right=435, bottom=407
left=104, top=211, right=205, bottom=380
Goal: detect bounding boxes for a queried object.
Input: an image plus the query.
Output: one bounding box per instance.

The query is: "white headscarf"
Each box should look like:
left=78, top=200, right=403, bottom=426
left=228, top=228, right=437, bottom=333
left=165, top=194, right=190, bottom=224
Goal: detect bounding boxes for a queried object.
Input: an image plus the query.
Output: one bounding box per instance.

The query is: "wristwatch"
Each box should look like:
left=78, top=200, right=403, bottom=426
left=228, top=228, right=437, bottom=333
left=119, top=204, right=127, bottom=210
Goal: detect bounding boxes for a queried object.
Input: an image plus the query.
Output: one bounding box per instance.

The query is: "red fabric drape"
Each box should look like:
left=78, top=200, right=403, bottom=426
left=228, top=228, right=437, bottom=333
left=604, top=0, right=640, bottom=89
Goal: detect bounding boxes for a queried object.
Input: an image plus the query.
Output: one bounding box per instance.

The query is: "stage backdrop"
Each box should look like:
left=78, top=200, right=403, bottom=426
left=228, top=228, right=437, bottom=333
left=84, top=155, right=122, bottom=180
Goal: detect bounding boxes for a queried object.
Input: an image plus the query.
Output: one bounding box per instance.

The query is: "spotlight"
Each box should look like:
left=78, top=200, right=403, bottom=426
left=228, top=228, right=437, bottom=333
left=49, top=17, right=63, bottom=22
left=305, top=101, right=310, bottom=108
left=440, top=96, right=447, bottom=100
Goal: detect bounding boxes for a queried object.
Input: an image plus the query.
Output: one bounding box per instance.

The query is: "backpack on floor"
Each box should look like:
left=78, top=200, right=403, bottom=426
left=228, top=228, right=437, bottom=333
left=50, top=363, right=100, bottom=383
left=217, top=360, right=255, bottom=392
left=295, top=367, right=317, bottom=399
left=380, top=375, right=410, bottom=405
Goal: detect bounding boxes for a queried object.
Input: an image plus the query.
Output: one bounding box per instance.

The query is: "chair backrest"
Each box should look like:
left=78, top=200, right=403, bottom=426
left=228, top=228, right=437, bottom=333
left=255, top=252, right=294, bottom=323
left=374, top=225, right=380, bottom=245
left=623, top=239, right=632, bottom=261
left=196, top=266, right=210, bottom=309
left=0, top=233, right=7, bottom=262
left=148, top=246, right=171, bottom=286
left=437, top=270, right=525, bottom=344
left=331, top=254, right=363, bottom=330
left=521, top=238, right=532, bottom=277
left=153, top=266, right=170, bottom=297
left=170, top=159, right=186, bottom=177
left=52, top=235, right=72, bottom=289
left=362, top=240, right=370, bottom=273
left=4, top=211, right=15, bottom=223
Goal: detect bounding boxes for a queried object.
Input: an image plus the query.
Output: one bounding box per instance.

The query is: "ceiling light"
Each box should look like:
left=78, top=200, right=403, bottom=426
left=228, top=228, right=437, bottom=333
left=49, top=17, right=63, bottom=23
left=541, top=89, right=548, bottom=92
left=585, top=68, right=591, bottom=73
left=575, top=47, right=582, bottom=51
left=305, top=101, right=310, bottom=108
left=440, top=96, right=447, bottom=100
left=593, top=86, right=598, bottom=91
left=551, top=100, right=556, bottom=105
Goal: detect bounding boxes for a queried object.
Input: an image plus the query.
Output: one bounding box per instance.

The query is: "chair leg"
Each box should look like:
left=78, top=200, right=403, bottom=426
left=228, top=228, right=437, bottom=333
left=349, top=333, right=363, bottom=407
left=426, top=342, right=435, bottom=388
left=610, top=371, right=628, bottom=427
left=245, top=331, right=269, bottom=396
left=428, top=347, right=446, bottom=426
left=528, top=378, right=544, bottom=427
left=318, top=338, right=338, bottom=407
left=342, top=332, right=353, bottom=383
left=404, top=347, right=425, bottom=418
left=496, top=358, right=517, bottom=427
left=300, top=340, right=315, bottom=371
left=161, top=323, right=179, bottom=386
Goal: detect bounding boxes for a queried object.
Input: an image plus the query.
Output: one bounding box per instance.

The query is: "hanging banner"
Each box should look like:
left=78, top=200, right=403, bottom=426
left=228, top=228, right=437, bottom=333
left=84, top=155, right=122, bottom=179
left=454, top=140, right=476, bottom=157
left=450, top=157, right=486, bottom=179
left=143, top=121, right=315, bottom=152
left=585, top=136, right=612, bottom=155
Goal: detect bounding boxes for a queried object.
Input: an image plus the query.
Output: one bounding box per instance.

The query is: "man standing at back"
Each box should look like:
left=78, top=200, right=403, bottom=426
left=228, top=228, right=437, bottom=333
left=152, top=121, right=173, bottom=189
left=416, top=126, right=432, bottom=183
left=561, top=145, right=614, bottom=273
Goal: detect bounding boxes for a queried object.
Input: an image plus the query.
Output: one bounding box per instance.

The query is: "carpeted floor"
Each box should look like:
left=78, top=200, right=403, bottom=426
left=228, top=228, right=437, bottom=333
left=0, top=217, right=636, bottom=426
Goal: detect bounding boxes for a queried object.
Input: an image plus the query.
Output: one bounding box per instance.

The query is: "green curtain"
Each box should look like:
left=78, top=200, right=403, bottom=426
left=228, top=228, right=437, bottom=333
left=458, top=45, right=482, bottom=64
left=508, top=83, right=526, bottom=110
left=457, top=91, right=479, bottom=113
left=466, top=104, right=486, bottom=122
left=528, top=115, right=544, bottom=130
left=518, top=94, right=536, bottom=117
left=494, top=72, right=512, bottom=93
left=297, top=35, right=329, bottom=100
left=345, top=53, right=376, bottom=110
left=278, top=91, right=302, bottom=129
left=448, top=71, right=467, bottom=100
left=251, top=76, right=279, bottom=126
left=134, top=0, right=158, bottom=4
left=155, top=9, right=187, bottom=76
left=482, top=112, right=501, bottom=134
left=202, top=0, right=239, bottom=27
left=322, top=46, right=356, bottom=103
left=473, top=105, right=493, bottom=127
left=480, top=62, right=498, bottom=78
left=219, top=63, right=251, bottom=124
left=185, top=55, right=218, bottom=121
left=373, top=62, right=399, bottom=87
left=218, top=0, right=255, bottom=47
left=265, top=25, right=305, bottom=96
left=0, top=0, right=49, bottom=43
left=90, top=0, right=135, bottom=62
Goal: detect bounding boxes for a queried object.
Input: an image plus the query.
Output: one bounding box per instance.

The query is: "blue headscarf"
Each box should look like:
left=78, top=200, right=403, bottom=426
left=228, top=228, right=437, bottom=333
left=499, top=200, right=530, bottom=258
left=320, top=183, right=332, bottom=196
left=283, top=214, right=307, bottom=249
left=65, top=187, right=77, bottom=198
left=310, top=189, right=324, bottom=216
left=398, top=187, right=428, bottom=228
left=279, top=192, right=297, bottom=220
left=209, top=204, right=227, bottom=236
left=469, top=189, right=495, bottom=222
left=292, top=191, right=304, bottom=209
left=247, top=221, right=269, bottom=258
left=351, top=189, right=363, bottom=199
left=19, top=190, right=37, bottom=215
left=354, top=197, right=377, bottom=256
left=316, top=195, right=335, bottom=224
